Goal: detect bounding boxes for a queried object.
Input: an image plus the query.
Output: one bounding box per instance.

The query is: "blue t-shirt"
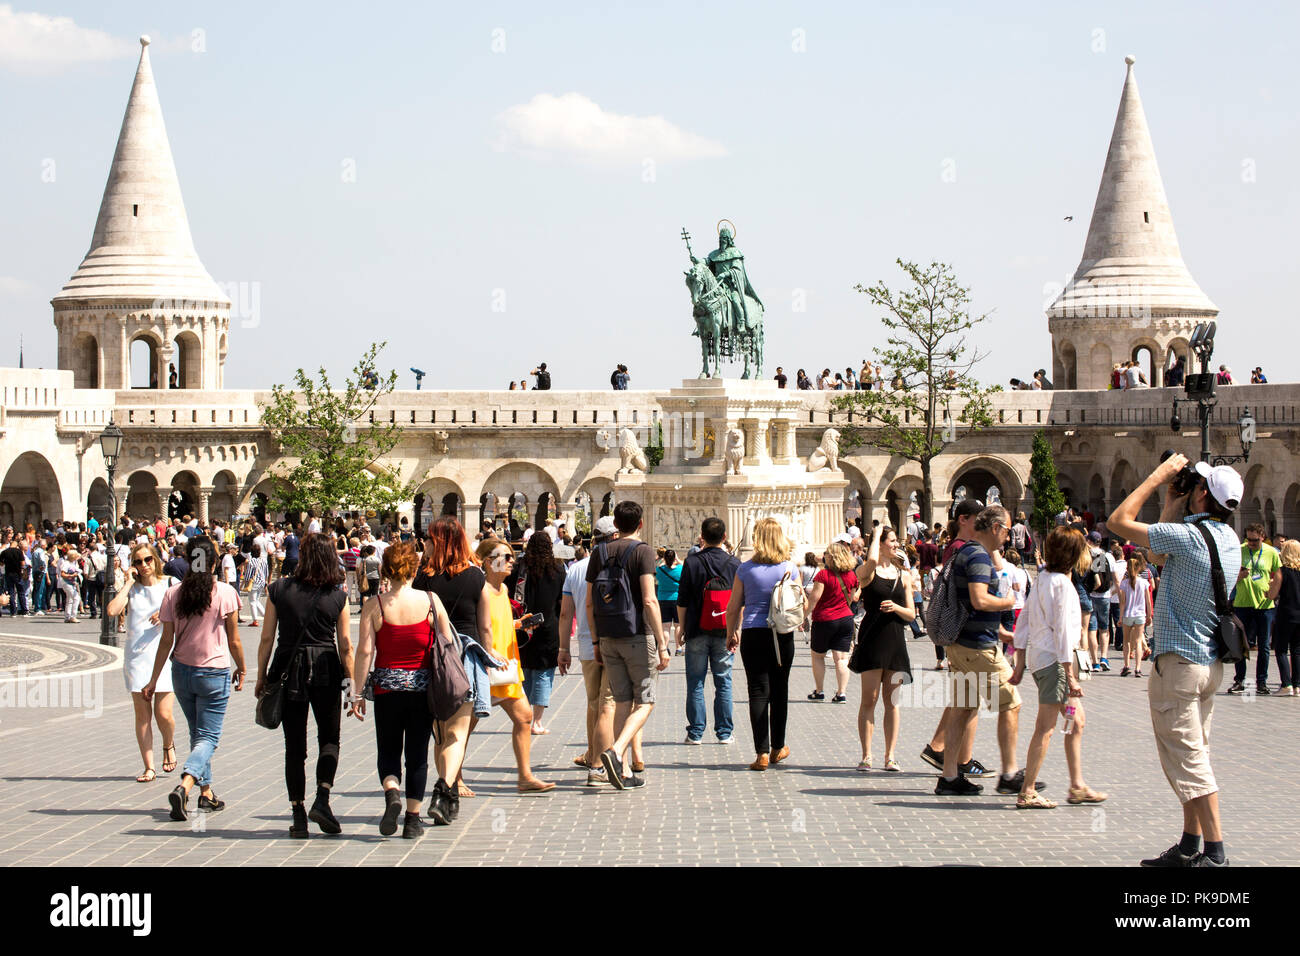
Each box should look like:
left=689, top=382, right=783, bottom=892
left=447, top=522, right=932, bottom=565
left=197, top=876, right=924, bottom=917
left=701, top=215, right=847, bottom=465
left=737, top=559, right=799, bottom=630
left=282, top=534, right=300, bottom=562
left=655, top=564, right=682, bottom=601
left=951, top=542, right=1000, bottom=648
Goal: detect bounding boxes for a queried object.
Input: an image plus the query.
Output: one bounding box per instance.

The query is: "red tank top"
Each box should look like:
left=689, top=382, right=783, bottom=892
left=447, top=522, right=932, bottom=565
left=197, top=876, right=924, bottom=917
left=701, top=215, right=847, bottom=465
left=374, top=597, right=434, bottom=671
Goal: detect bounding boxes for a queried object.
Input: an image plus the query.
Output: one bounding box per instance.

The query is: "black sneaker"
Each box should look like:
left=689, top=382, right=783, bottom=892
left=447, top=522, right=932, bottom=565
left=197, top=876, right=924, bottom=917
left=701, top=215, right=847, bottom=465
left=807, top=690, right=825, bottom=701
left=1256, top=684, right=1272, bottom=696
left=935, top=775, right=982, bottom=796
left=600, top=748, right=627, bottom=791
left=402, top=811, right=425, bottom=839
left=168, top=785, right=188, bottom=821
left=995, top=771, right=1045, bottom=794
left=197, top=793, right=225, bottom=812
left=1140, top=844, right=1197, bottom=867
left=426, top=779, right=453, bottom=826
left=379, top=789, right=402, bottom=836
left=831, top=693, right=847, bottom=704
left=919, top=745, right=944, bottom=771
left=1226, top=681, right=1244, bottom=695
left=1190, top=852, right=1230, bottom=867
left=624, top=773, right=647, bottom=789
left=959, top=758, right=994, bottom=778
left=308, top=788, right=341, bottom=834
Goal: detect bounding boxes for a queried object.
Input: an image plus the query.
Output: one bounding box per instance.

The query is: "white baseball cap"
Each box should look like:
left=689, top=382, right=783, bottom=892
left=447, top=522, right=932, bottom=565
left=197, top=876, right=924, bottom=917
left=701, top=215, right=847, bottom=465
left=593, top=516, right=617, bottom=537
left=1193, top=461, right=1244, bottom=511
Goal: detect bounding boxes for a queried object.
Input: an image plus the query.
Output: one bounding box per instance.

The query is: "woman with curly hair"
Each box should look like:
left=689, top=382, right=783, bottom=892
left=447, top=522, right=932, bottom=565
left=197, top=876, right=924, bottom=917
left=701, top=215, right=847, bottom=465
left=144, top=535, right=246, bottom=822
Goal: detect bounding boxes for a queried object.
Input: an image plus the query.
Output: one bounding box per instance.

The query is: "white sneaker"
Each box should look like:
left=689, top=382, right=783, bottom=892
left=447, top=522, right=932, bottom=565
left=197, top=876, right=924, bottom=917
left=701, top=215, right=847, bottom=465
left=34, top=610, right=43, bottom=616
left=717, top=736, right=736, bottom=745
left=684, top=735, right=703, bottom=745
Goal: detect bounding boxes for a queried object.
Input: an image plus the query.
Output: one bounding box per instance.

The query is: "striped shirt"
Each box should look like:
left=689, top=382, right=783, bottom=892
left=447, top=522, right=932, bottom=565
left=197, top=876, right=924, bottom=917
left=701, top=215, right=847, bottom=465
left=1147, top=514, right=1241, bottom=666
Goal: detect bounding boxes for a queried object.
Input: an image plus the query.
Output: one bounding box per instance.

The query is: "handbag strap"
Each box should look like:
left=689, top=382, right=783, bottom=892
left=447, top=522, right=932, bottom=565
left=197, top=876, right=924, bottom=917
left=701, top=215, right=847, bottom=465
left=1192, top=520, right=1231, bottom=616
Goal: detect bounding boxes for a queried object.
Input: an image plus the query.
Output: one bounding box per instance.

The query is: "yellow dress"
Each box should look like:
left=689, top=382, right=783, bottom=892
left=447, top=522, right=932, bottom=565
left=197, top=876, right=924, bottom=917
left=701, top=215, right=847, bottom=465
left=485, top=585, right=523, bottom=700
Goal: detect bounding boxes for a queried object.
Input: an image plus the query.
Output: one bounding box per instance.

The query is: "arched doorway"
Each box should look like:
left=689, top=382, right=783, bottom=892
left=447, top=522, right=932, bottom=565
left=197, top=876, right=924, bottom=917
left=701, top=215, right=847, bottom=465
left=948, top=457, right=1023, bottom=519
left=479, top=493, right=499, bottom=536
left=87, top=477, right=113, bottom=526
left=1059, top=342, right=1078, bottom=391
left=73, top=331, right=100, bottom=389
left=1132, top=342, right=1159, bottom=387
left=1, top=452, right=63, bottom=526
left=1285, top=484, right=1300, bottom=538
left=130, top=334, right=161, bottom=389
left=174, top=331, right=202, bottom=389
left=210, top=471, right=238, bottom=523
left=169, top=471, right=200, bottom=522
left=508, top=492, right=528, bottom=540
left=125, top=471, right=160, bottom=520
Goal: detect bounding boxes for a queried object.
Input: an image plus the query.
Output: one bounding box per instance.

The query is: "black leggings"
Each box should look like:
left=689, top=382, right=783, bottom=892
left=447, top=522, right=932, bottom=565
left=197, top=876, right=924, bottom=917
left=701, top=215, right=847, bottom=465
left=373, top=691, right=432, bottom=801
left=1275, top=620, right=1300, bottom=688
left=739, top=627, right=794, bottom=753
left=281, top=684, right=342, bottom=803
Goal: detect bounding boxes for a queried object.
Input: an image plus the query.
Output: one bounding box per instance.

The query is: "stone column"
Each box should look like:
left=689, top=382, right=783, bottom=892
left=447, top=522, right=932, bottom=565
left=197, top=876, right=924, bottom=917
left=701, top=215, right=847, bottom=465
left=158, top=490, right=172, bottom=520
left=197, top=486, right=213, bottom=525
left=462, top=501, right=482, bottom=538
left=740, top=418, right=759, bottom=466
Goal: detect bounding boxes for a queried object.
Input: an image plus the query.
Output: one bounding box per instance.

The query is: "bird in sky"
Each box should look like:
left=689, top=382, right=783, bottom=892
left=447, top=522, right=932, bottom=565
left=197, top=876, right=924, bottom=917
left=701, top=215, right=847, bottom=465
left=1063, top=216, right=1073, bottom=221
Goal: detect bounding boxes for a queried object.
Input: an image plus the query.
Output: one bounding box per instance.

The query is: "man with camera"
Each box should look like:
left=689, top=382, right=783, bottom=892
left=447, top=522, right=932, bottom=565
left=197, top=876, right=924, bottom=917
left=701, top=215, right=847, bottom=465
left=1108, top=452, right=1243, bottom=867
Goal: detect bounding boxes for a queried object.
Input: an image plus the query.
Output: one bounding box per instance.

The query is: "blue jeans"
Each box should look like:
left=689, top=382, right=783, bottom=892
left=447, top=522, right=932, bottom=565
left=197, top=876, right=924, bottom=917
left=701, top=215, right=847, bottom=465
left=522, top=666, right=555, bottom=708
left=1234, top=607, right=1274, bottom=686
left=32, top=575, right=46, bottom=612
left=171, top=662, right=232, bottom=788
left=685, top=634, right=734, bottom=740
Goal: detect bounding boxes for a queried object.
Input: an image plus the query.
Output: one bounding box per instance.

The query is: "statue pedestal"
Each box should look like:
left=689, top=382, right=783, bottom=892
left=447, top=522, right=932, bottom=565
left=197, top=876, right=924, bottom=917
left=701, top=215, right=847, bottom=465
left=614, top=379, right=846, bottom=556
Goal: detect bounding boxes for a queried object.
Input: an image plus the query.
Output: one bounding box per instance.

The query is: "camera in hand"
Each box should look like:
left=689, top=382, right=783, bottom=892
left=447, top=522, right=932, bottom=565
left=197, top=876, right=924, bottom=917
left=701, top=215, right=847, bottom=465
left=1160, top=449, right=1199, bottom=497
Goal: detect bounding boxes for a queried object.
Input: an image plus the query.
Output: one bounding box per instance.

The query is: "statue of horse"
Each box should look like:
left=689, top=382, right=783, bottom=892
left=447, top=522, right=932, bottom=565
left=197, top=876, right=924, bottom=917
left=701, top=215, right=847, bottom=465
left=685, top=259, right=727, bottom=378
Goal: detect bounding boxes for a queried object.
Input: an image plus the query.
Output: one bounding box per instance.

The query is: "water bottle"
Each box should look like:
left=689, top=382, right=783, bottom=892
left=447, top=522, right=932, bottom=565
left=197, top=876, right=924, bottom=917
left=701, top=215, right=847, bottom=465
left=1062, top=703, right=1077, bottom=735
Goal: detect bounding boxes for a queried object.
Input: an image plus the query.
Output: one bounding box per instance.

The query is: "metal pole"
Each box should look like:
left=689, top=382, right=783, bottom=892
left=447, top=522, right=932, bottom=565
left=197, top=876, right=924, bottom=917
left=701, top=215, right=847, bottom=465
left=1199, top=401, right=1211, bottom=464
left=99, top=462, right=117, bottom=647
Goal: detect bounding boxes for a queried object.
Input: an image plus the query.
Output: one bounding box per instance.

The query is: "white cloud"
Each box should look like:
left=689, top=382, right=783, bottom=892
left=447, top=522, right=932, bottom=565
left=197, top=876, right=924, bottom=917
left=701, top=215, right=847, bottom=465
left=494, top=92, right=726, bottom=166
left=0, top=5, right=136, bottom=74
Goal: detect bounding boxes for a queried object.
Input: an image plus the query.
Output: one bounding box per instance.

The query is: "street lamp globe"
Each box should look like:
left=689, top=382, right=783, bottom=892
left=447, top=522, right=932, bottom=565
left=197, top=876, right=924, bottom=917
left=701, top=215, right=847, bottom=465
left=99, top=419, right=124, bottom=470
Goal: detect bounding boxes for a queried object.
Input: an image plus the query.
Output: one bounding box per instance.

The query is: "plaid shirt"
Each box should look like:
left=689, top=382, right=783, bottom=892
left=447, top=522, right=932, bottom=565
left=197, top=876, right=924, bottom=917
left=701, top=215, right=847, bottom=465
left=1147, top=513, right=1241, bottom=666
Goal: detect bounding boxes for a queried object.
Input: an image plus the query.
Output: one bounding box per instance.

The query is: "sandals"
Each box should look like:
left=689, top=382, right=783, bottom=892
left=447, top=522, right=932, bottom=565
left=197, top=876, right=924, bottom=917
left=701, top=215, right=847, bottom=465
left=573, top=755, right=591, bottom=769
left=457, top=781, right=475, bottom=798
left=1016, top=791, right=1057, bottom=810
left=1067, top=786, right=1108, bottom=804
left=136, top=768, right=157, bottom=783
left=517, top=780, right=556, bottom=795
left=161, top=745, right=177, bottom=774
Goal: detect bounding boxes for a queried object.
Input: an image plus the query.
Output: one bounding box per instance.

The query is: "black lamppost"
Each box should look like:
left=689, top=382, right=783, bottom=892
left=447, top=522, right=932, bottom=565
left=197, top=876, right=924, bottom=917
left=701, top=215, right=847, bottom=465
left=98, top=419, right=124, bottom=647
left=1167, top=321, right=1255, bottom=465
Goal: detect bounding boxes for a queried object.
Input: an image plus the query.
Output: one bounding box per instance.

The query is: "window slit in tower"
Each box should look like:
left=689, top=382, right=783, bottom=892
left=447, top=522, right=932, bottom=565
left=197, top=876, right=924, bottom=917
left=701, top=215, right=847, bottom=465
left=133, top=205, right=138, bottom=217
left=1143, top=211, right=1149, bottom=223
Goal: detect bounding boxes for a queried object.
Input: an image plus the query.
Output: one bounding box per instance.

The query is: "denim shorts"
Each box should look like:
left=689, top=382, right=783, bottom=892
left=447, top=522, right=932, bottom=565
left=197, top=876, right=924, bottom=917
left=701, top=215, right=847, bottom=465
left=1088, top=595, right=1110, bottom=630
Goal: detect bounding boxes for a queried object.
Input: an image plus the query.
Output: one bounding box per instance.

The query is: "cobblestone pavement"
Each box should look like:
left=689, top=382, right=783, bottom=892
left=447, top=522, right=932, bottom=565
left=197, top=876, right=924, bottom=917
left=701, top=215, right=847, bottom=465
left=0, top=611, right=1293, bottom=866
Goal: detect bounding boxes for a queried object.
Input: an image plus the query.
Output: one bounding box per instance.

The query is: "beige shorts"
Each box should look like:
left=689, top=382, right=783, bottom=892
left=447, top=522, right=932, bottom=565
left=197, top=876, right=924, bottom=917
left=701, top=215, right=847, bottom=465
left=1148, top=653, right=1221, bottom=803
left=580, top=658, right=615, bottom=711
left=598, top=634, right=659, bottom=704
left=945, top=642, right=1021, bottom=712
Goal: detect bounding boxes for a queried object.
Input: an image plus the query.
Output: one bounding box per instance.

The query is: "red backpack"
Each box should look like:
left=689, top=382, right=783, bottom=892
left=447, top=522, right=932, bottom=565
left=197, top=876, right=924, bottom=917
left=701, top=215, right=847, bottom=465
left=697, top=571, right=732, bottom=631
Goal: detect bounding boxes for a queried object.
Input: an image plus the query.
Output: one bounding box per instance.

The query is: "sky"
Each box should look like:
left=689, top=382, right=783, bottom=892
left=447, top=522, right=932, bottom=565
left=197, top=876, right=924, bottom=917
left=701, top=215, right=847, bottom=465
left=2, top=1, right=1297, bottom=390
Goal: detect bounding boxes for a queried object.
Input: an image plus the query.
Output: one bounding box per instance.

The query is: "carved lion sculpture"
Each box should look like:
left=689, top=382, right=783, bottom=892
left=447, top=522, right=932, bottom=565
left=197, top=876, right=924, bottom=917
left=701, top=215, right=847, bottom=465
left=724, top=427, right=745, bottom=475
left=618, top=426, right=649, bottom=474
left=806, top=427, right=841, bottom=472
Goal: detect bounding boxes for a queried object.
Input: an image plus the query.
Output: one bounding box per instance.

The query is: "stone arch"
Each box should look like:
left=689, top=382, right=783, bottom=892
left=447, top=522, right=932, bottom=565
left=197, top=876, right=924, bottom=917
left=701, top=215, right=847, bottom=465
left=210, top=470, right=239, bottom=523
left=1089, top=342, right=1112, bottom=390
left=413, top=476, right=466, bottom=537
left=125, top=470, right=161, bottom=520
left=129, top=330, right=164, bottom=389
left=839, top=460, right=872, bottom=532
left=947, top=455, right=1024, bottom=515
left=168, top=470, right=201, bottom=521
left=87, top=477, right=113, bottom=526
left=1109, top=460, right=1136, bottom=512
left=1240, top=464, right=1266, bottom=532
left=1088, top=473, right=1106, bottom=514
left=1131, top=338, right=1162, bottom=387
left=174, top=330, right=202, bottom=389
left=1165, top=337, right=1191, bottom=384
left=1, top=452, right=63, bottom=525
left=72, top=330, right=101, bottom=389
left=1265, top=498, right=1277, bottom=539
left=882, top=473, right=923, bottom=533
left=481, top=462, right=560, bottom=539
left=1285, top=484, right=1300, bottom=538
left=1076, top=441, right=1092, bottom=459
left=1057, top=341, right=1078, bottom=391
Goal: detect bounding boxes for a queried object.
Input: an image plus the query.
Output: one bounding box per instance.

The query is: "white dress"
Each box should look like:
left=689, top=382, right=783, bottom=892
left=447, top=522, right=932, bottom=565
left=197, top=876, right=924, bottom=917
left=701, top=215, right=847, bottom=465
left=123, top=581, right=175, bottom=693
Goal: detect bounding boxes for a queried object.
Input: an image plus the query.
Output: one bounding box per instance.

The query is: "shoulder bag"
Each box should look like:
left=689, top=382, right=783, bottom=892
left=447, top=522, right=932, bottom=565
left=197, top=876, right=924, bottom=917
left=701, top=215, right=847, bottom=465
left=255, top=617, right=305, bottom=730
left=1193, top=521, right=1248, bottom=664
left=424, top=592, right=472, bottom=721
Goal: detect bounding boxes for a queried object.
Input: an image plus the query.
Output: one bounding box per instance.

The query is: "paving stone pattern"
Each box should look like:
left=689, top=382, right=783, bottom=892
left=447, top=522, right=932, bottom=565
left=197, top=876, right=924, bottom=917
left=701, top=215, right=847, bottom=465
left=0, top=613, right=1294, bottom=866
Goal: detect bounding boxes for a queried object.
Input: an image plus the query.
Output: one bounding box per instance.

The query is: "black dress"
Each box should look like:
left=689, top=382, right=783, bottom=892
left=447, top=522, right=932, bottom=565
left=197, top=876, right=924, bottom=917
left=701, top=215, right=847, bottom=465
left=848, top=571, right=913, bottom=682
left=505, top=562, right=565, bottom=670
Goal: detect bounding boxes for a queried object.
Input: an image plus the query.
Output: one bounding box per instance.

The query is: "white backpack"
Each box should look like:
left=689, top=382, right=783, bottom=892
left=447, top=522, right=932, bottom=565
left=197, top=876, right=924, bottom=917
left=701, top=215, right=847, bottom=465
left=767, top=567, right=806, bottom=635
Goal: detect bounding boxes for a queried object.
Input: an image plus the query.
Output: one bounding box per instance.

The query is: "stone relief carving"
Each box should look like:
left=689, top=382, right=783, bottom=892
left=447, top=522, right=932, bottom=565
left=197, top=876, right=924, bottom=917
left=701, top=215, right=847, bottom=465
left=652, top=505, right=717, bottom=551
left=433, top=430, right=449, bottom=454
left=806, top=428, right=840, bottom=472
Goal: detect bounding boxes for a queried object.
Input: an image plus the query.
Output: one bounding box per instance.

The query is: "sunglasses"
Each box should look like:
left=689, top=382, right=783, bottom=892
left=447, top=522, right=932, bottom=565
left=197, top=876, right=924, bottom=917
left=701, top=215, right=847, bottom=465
left=491, top=553, right=515, bottom=562
left=132, top=558, right=150, bottom=566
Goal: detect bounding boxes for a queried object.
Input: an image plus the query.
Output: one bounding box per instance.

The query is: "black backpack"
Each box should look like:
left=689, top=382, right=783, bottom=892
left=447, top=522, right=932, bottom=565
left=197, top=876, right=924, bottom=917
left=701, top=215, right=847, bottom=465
left=592, top=541, right=642, bottom=638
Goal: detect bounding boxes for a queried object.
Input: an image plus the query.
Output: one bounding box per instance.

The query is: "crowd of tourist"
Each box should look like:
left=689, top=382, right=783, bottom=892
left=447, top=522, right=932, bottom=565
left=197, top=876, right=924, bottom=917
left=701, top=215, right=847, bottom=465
left=0, top=450, right=1274, bottom=862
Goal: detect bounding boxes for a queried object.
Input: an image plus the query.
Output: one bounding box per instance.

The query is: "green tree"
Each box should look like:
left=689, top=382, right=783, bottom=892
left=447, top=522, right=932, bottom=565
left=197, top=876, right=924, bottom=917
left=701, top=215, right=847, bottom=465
left=1027, top=429, right=1066, bottom=539
left=259, top=342, right=414, bottom=518
left=832, top=260, right=997, bottom=526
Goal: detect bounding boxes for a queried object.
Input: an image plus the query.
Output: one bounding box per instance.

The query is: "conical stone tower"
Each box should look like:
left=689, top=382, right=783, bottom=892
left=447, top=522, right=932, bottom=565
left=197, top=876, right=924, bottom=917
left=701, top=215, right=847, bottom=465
left=1047, top=55, right=1217, bottom=389
left=52, top=35, right=230, bottom=391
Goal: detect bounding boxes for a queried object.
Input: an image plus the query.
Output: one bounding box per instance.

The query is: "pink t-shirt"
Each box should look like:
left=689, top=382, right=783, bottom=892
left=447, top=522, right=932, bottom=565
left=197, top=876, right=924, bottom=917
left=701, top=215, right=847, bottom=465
left=160, top=582, right=240, bottom=668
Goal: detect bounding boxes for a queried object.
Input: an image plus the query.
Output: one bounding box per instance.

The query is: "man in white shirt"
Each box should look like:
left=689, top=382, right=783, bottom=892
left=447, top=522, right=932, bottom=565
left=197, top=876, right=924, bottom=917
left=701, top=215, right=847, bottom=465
left=544, top=519, right=559, bottom=543
left=220, top=545, right=239, bottom=587
left=307, top=514, right=322, bottom=535
left=559, top=524, right=615, bottom=784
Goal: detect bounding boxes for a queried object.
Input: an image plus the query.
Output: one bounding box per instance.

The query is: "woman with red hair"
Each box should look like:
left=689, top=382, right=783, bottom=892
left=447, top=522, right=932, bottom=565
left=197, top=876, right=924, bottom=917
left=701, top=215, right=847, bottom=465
left=412, top=516, right=503, bottom=814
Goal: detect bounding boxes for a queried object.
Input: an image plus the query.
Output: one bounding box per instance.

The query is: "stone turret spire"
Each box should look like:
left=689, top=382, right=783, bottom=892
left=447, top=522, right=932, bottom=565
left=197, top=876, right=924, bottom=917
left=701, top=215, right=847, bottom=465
left=54, top=35, right=227, bottom=303
left=53, top=36, right=230, bottom=391
left=1047, top=56, right=1217, bottom=389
